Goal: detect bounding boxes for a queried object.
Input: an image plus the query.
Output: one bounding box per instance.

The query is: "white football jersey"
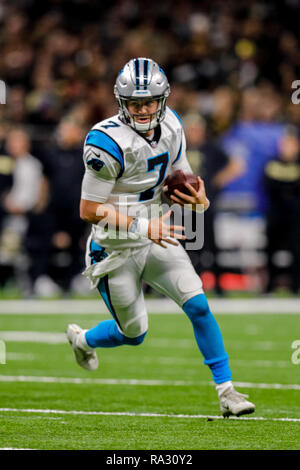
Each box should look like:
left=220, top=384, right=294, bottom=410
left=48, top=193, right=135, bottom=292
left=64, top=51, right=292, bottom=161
left=81, top=106, right=193, bottom=249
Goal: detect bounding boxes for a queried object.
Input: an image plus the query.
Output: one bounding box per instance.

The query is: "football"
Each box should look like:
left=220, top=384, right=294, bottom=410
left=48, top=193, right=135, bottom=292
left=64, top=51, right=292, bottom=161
left=163, top=170, right=199, bottom=200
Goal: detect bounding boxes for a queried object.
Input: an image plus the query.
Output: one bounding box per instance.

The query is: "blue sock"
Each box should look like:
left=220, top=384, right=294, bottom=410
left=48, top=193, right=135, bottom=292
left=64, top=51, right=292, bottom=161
left=182, top=294, right=232, bottom=384
left=85, top=319, right=146, bottom=348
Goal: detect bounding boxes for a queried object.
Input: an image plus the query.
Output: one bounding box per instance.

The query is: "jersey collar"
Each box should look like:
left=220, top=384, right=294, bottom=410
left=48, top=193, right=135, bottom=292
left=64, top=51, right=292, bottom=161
left=138, top=124, right=161, bottom=148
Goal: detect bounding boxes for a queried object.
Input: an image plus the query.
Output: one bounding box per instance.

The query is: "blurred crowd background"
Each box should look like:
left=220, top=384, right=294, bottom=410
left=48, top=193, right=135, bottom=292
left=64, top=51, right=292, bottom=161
left=0, top=0, right=300, bottom=298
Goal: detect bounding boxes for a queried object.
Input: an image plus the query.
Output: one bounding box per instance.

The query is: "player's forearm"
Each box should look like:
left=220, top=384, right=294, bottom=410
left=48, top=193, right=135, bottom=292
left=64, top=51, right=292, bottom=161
left=80, top=199, right=134, bottom=231
left=96, top=203, right=135, bottom=231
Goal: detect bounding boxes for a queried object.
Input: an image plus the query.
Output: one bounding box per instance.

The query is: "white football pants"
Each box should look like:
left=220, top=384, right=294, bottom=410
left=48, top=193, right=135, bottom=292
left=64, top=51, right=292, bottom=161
left=86, top=238, right=203, bottom=338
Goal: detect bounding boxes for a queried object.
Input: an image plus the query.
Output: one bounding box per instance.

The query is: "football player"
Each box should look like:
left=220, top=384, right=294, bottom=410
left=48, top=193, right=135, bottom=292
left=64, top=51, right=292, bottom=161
left=67, top=58, right=255, bottom=417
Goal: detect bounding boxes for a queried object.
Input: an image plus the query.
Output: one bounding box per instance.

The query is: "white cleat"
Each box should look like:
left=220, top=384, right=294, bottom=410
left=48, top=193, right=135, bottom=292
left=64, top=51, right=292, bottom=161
left=219, top=387, right=255, bottom=418
left=66, top=323, right=98, bottom=371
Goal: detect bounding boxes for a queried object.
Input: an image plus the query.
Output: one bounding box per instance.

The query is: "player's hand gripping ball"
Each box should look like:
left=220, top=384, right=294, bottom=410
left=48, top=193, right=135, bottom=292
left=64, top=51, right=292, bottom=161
left=163, top=170, right=200, bottom=200
left=163, top=170, right=209, bottom=211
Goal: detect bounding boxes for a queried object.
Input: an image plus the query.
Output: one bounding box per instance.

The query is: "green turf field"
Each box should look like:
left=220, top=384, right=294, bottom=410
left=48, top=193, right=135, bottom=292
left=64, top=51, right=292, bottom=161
left=0, top=307, right=300, bottom=450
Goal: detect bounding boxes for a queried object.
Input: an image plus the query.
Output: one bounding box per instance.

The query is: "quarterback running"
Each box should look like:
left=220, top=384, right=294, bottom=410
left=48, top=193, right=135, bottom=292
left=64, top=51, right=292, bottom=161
left=66, top=57, right=255, bottom=418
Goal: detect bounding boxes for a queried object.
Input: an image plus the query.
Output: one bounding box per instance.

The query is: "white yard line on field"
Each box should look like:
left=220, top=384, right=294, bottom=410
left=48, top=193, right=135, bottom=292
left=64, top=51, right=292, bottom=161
left=6, top=353, right=35, bottom=361
left=0, top=298, right=300, bottom=314
left=0, top=331, right=197, bottom=347
left=0, top=407, right=299, bottom=423
left=0, top=375, right=299, bottom=390
left=0, top=331, right=66, bottom=344
left=0, top=375, right=195, bottom=386
left=0, top=332, right=285, bottom=353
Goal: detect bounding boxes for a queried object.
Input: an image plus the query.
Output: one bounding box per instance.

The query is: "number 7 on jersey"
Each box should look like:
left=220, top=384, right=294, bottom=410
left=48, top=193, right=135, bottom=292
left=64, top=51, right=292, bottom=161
left=139, top=152, right=169, bottom=201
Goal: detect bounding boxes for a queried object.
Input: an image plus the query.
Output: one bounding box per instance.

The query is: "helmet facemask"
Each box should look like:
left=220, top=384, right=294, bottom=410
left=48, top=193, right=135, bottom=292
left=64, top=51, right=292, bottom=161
left=116, top=95, right=169, bottom=133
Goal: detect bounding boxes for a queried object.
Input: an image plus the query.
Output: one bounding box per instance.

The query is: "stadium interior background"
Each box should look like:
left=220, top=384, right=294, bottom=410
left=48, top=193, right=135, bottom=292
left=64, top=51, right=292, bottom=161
left=0, top=0, right=300, bottom=299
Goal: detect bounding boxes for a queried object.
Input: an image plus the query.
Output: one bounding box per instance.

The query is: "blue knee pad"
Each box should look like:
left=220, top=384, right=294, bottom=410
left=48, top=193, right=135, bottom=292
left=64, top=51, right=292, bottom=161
left=183, top=293, right=210, bottom=321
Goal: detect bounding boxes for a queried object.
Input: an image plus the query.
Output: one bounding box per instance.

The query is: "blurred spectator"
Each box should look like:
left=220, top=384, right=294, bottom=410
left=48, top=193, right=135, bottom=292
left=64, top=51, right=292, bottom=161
left=208, top=86, right=237, bottom=137
left=183, top=113, right=244, bottom=294
left=26, top=117, right=88, bottom=296
left=4, top=128, right=44, bottom=215
left=0, top=130, right=14, bottom=286
left=0, top=129, right=13, bottom=233
left=0, top=127, right=45, bottom=290
left=263, top=128, right=300, bottom=294
left=220, top=86, right=285, bottom=215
